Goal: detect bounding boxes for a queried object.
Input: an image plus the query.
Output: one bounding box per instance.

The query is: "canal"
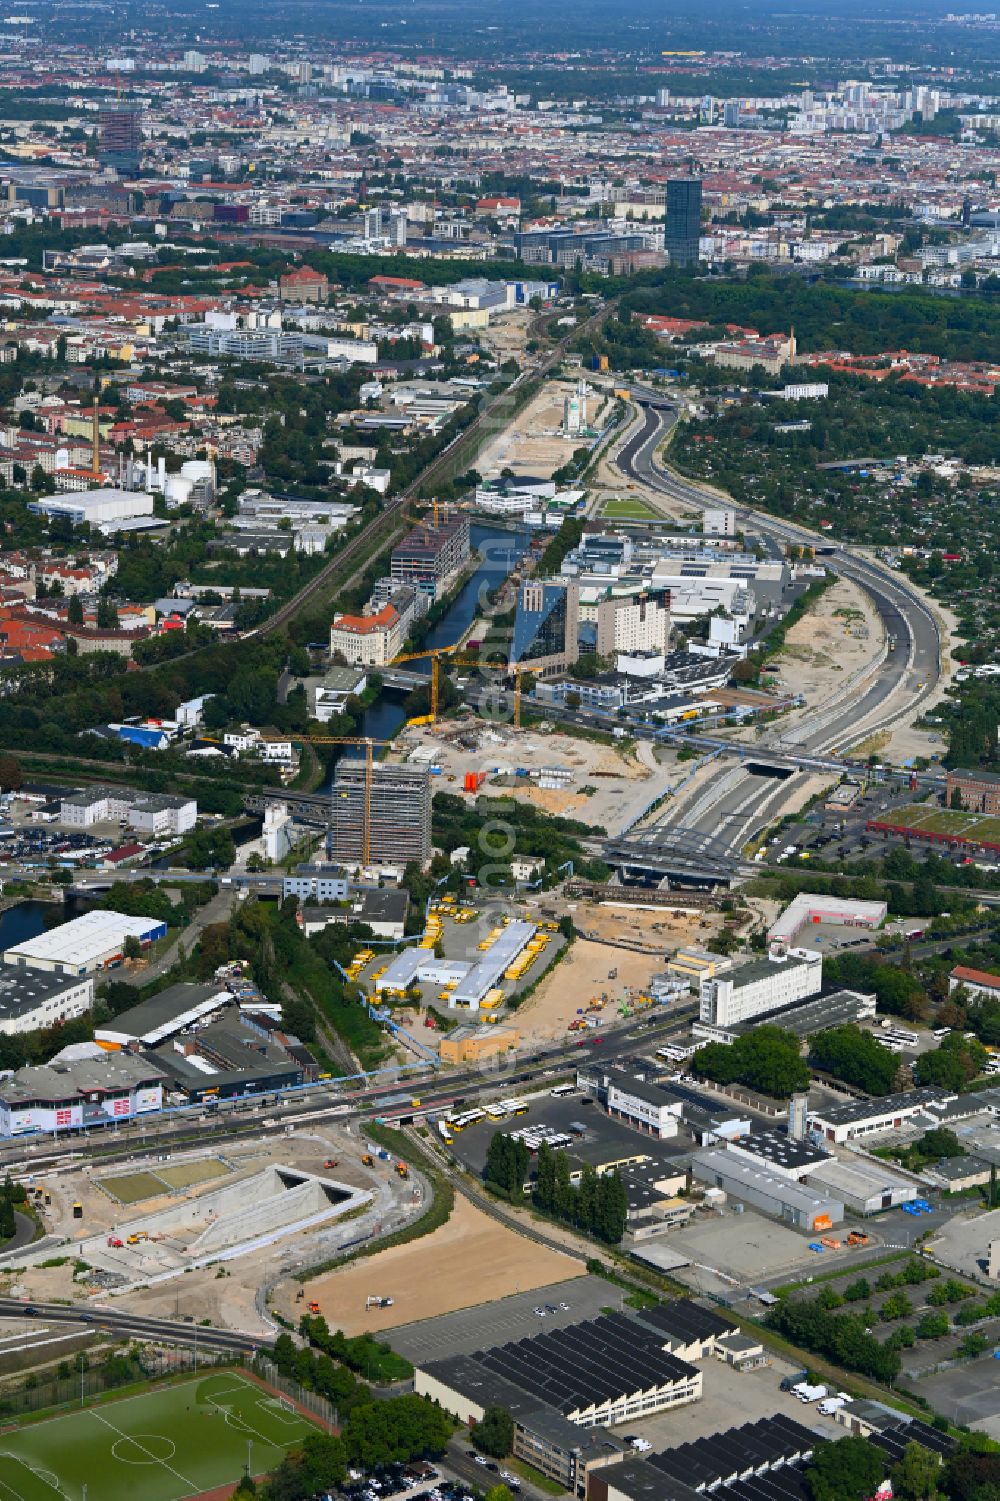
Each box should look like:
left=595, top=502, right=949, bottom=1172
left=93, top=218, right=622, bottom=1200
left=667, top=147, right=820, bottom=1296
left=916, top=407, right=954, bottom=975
left=0, top=899, right=64, bottom=950
left=351, top=522, right=530, bottom=751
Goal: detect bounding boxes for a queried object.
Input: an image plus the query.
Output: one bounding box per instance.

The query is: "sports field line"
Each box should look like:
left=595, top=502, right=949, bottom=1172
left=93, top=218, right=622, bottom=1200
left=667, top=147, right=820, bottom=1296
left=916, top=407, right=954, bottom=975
left=88, top=1409, right=198, bottom=1495
left=203, top=1380, right=312, bottom=1449
left=0, top=1455, right=65, bottom=1501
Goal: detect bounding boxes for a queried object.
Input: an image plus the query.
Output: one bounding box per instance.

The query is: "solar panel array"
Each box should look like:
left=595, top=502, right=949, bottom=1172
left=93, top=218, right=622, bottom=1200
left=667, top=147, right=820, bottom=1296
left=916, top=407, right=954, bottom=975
left=867, top=1419, right=955, bottom=1466
left=471, top=1312, right=699, bottom=1418
left=649, top=1414, right=819, bottom=1493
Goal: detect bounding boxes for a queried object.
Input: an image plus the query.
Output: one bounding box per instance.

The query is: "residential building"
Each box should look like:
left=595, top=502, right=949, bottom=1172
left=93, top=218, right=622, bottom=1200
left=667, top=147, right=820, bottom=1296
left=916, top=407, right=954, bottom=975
left=59, top=785, right=197, bottom=837
left=279, top=266, right=329, bottom=303
left=699, top=954, right=822, bottom=1027
left=950, top=964, right=1000, bottom=1000
left=329, top=763, right=432, bottom=867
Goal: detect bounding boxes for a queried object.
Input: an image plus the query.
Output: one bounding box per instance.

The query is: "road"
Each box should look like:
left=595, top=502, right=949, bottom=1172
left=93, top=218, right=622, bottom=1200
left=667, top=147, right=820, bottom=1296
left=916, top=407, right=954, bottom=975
left=0, top=1297, right=264, bottom=1354
left=608, top=394, right=944, bottom=883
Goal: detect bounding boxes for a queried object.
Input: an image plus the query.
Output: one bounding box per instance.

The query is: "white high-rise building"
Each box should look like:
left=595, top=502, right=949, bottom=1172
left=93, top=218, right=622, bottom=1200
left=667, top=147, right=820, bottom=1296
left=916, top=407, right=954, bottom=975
left=700, top=954, right=822, bottom=1027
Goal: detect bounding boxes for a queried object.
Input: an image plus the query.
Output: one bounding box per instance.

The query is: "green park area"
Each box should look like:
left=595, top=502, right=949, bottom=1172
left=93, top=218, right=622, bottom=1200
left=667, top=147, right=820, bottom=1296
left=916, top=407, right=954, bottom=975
left=600, top=496, right=660, bottom=520
left=0, top=1372, right=318, bottom=1501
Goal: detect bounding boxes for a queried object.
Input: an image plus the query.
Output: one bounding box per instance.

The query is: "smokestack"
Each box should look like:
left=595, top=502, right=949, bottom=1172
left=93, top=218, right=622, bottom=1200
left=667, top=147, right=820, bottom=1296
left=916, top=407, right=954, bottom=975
left=158, top=456, right=166, bottom=493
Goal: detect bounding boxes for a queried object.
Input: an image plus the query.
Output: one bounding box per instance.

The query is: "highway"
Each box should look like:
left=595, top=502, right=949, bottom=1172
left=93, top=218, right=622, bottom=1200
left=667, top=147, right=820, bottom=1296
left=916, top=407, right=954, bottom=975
left=609, top=394, right=944, bottom=883
left=0, top=1297, right=265, bottom=1354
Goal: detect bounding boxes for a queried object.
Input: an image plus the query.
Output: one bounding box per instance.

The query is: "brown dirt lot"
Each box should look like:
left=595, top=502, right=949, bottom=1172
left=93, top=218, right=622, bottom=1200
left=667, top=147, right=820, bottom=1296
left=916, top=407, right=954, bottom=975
left=514, top=936, right=667, bottom=1046
left=293, top=1194, right=583, bottom=1335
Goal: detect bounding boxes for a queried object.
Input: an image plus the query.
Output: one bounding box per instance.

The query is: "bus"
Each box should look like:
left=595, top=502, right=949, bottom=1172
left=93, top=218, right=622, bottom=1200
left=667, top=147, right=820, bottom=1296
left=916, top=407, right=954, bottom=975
left=449, top=1109, right=485, bottom=1132
left=550, top=1083, right=576, bottom=1098
left=437, top=1120, right=453, bottom=1145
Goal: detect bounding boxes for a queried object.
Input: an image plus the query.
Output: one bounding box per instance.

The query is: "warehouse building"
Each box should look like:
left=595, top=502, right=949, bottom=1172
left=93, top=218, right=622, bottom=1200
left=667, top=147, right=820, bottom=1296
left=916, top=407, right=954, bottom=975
left=94, top=982, right=231, bottom=1049
left=767, top=892, right=886, bottom=953
left=809, top=1088, right=948, bottom=1144
left=450, top=920, right=536, bottom=1009
left=699, top=953, right=822, bottom=1028
left=0, top=1052, right=164, bottom=1136
left=0, top=969, right=94, bottom=1036
left=3, top=910, right=167, bottom=976
left=27, top=488, right=155, bottom=529
left=329, top=762, right=431, bottom=867
left=691, top=1147, right=844, bottom=1230
left=724, top=1130, right=832, bottom=1182
left=804, top=1157, right=918, bottom=1214
left=416, top=1310, right=702, bottom=1430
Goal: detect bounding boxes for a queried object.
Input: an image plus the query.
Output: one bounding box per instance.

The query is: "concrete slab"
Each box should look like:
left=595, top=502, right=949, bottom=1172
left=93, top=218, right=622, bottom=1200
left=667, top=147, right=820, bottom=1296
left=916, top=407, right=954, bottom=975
left=918, top=1355, right=1000, bottom=1440
left=389, top=1275, right=614, bottom=1365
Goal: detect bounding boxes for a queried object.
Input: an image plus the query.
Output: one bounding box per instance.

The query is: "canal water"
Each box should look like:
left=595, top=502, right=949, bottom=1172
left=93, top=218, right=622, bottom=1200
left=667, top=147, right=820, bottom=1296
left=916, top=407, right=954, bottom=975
left=351, top=522, right=530, bottom=751
left=0, top=899, right=63, bottom=950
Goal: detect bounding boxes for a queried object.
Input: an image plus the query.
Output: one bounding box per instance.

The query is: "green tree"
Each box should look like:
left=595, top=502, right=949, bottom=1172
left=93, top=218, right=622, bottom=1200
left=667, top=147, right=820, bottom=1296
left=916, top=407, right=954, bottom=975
left=67, top=593, right=84, bottom=626
left=916, top=1310, right=950, bottom=1339
left=806, top=1437, right=886, bottom=1501
left=473, top=1407, right=514, bottom=1458
left=892, top=1443, right=941, bottom=1501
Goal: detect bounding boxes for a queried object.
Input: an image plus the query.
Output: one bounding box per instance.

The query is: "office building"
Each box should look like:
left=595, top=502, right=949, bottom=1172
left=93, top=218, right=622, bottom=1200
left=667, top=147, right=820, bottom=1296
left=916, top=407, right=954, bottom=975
left=390, top=516, right=470, bottom=602
left=60, top=785, right=197, bottom=837
left=98, top=106, right=143, bottom=175
left=329, top=763, right=432, bottom=867
left=808, top=1088, right=947, bottom=1145
left=947, top=767, right=1000, bottom=814
left=3, top=910, right=166, bottom=977
left=329, top=602, right=404, bottom=667
left=665, top=178, right=702, bottom=268
left=699, top=953, right=821, bottom=1028
left=0, top=969, right=94, bottom=1036
left=512, top=580, right=580, bottom=673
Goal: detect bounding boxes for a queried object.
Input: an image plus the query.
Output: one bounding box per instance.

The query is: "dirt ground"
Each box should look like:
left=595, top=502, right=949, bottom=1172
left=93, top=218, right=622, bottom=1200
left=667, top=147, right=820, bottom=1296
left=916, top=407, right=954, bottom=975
left=514, top=936, right=667, bottom=1046
left=291, top=1193, right=583, bottom=1335
left=476, top=380, right=608, bottom=483
left=765, top=575, right=881, bottom=712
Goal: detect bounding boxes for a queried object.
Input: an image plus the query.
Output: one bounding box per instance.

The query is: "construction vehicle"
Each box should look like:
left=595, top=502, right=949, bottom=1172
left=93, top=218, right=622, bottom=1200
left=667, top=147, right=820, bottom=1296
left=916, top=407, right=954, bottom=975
left=107, top=1237, right=124, bottom=1248
left=126, top=1233, right=148, bottom=1245
left=361, top=1153, right=374, bottom=1167
left=72, top=1202, right=83, bottom=1219
left=366, top=1295, right=394, bottom=1309
left=323, top=1159, right=338, bottom=1169
left=847, top=1231, right=870, bottom=1247
left=296, top=1288, right=304, bottom=1301
left=308, top=1301, right=321, bottom=1314
left=820, top=1237, right=841, bottom=1250
left=395, top=1161, right=409, bottom=1179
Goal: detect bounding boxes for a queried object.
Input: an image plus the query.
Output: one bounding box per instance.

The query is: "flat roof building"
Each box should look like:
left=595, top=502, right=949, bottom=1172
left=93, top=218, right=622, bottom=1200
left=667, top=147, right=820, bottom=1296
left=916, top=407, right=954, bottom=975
left=699, top=953, right=822, bottom=1028
left=804, top=1156, right=917, bottom=1215
left=3, top=910, right=166, bottom=977
left=94, top=982, right=231, bottom=1049
left=767, top=893, right=886, bottom=953
left=0, top=1051, right=164, bottom=1137
left=691, top=1147, right=844, bottom=1231
left=0, top=969, right=94, bottom=1036
left=809, top=1088, right=948, bottom=1145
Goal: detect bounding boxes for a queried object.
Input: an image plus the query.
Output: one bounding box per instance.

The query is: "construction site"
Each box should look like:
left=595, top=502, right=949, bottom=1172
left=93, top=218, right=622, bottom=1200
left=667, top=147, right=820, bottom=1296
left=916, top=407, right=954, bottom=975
left=475, top=378, right=614, bottom=483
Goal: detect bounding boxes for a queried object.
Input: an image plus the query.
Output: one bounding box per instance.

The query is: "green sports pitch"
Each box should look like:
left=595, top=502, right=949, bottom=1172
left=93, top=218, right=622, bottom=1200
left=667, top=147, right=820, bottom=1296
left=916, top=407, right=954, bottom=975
left=0, top=1372, right=321, bottom=1501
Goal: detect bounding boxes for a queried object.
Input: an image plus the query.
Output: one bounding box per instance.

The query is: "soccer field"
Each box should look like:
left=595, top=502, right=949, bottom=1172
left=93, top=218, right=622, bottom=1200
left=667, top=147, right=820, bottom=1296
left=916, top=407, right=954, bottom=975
left=0, top=1372, right=321, bottom=1501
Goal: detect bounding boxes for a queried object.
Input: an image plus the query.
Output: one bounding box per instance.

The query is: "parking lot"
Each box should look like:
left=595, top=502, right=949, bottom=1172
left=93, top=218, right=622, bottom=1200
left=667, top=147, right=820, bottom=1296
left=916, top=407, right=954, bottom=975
left=925, top=1205, right=1000, bottom=1280
left=388, top=1276, right=613, bottom=1365
left=612, top=1354, right=847, bottom=1451
left=918, top=1353, right=1000, bottom=1439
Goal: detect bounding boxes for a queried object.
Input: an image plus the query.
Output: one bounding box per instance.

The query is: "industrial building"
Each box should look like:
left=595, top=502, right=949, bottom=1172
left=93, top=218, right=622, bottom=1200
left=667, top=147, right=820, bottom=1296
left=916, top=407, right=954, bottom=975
left=691, top=1147, right=844, bottom=1230
left=3, top=910, right=166, bottom=977
left=809, top=1088, right=948, bottom=1144
left=60, top=785, right=197, bottom=837
left=27, top=489, right=155, bottom=529
left=699, top=953, right=822, bottom=1028
left=299, top=888, right=409, bottom=940
left=94, top=982, right=232, bottom=1049
left=439, top=1024, right=521, bottom=1064
left=415, top=1310, right=702, bottom=1430
left=804, top=1156, right=916, bottom=1215
left=0, top=1052, right=164, bottom=1136
left=328, top=762, right=432, bottom=867
left=766, top=893, right=886, bottom=953
left=0, top=969, right=94, bottom=1036
left=451, top=920, right=536, bottom=1009
left=390, top=515, right=470, bottom=602
left=591, top=1414, right=820, bottom=1501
